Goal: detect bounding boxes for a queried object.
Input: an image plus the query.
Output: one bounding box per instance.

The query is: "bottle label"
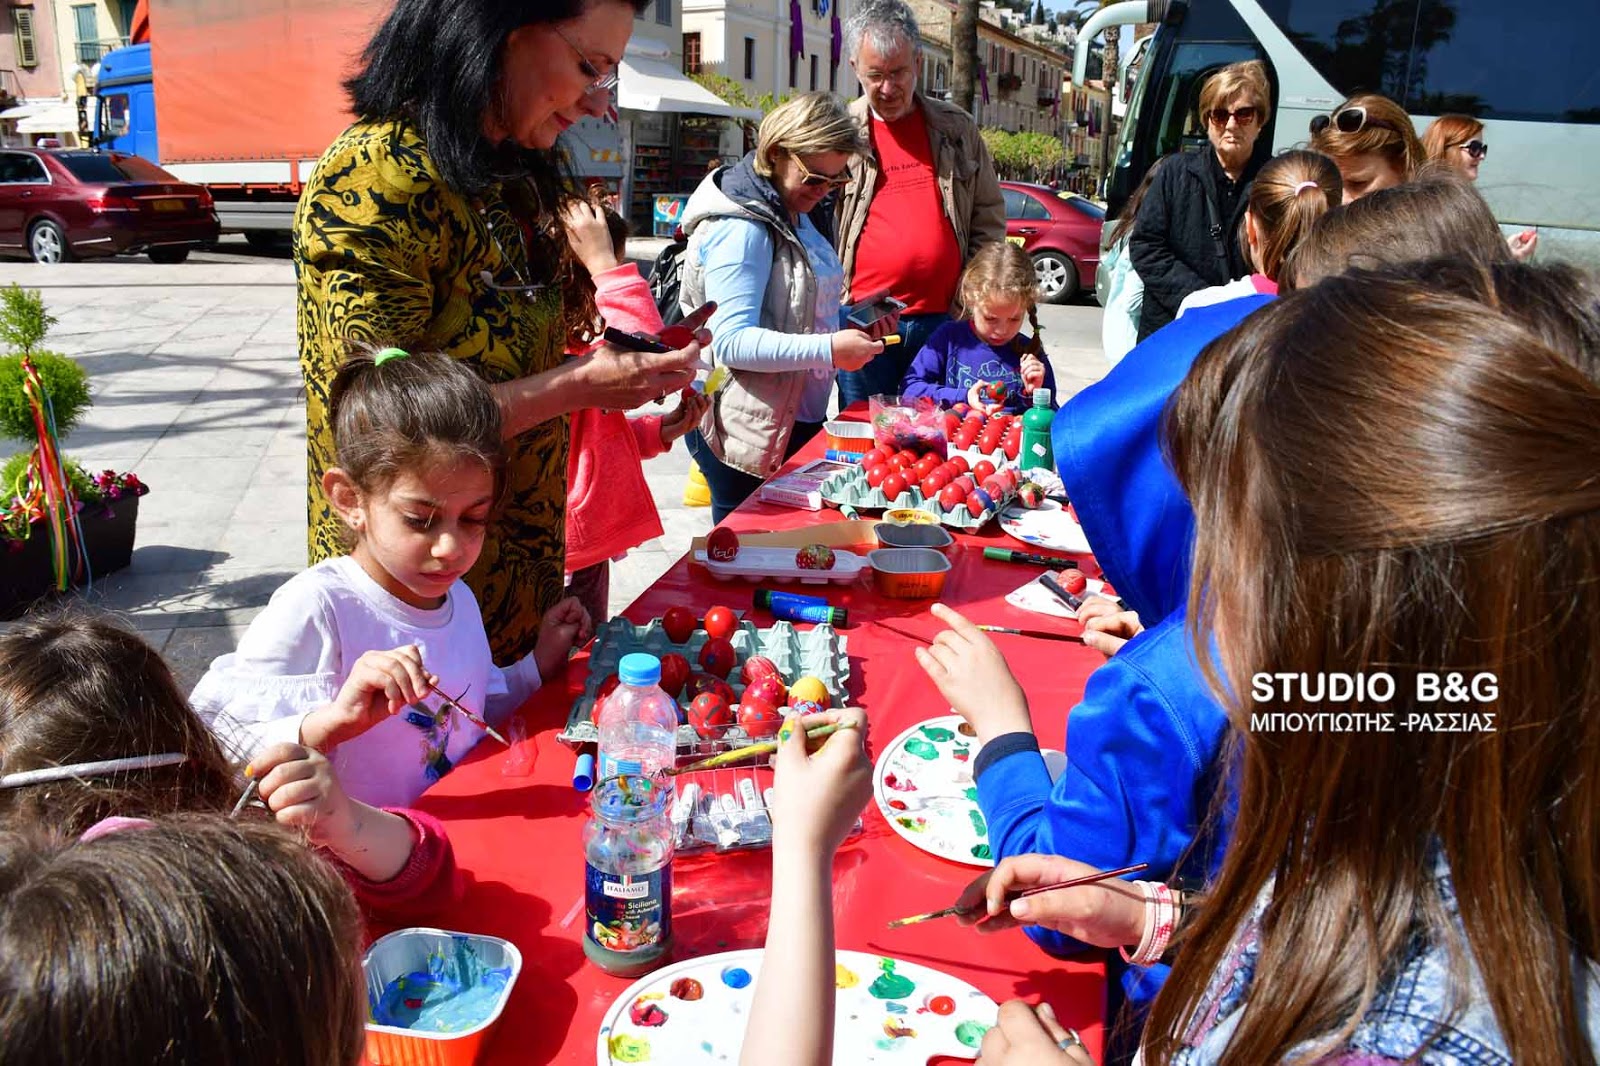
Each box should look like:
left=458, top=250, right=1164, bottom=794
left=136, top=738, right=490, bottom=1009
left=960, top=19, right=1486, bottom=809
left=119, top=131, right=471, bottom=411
left=585, top=862, right=671, bottom=954
left=598, top=753, right=643, bottom=780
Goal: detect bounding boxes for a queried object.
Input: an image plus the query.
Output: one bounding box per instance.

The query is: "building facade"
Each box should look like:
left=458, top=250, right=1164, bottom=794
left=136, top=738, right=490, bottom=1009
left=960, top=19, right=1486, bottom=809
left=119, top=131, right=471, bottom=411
left=682, top=0, right=862, bottom=103
left=905, top=0, right=1065, bottom=137
left=1062, top=78, right=1110, bottom=194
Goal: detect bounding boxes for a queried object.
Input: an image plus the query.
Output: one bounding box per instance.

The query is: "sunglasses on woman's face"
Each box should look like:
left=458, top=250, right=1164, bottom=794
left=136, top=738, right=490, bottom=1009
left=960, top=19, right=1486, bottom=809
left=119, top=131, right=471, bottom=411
left=1454, top=139, right=1489, bottom=160
left=1310, top=105, right=1399, bottom=137
left=1206, top=106, right=1259, bottom=128
left=790, top=154, right=854, bottom=188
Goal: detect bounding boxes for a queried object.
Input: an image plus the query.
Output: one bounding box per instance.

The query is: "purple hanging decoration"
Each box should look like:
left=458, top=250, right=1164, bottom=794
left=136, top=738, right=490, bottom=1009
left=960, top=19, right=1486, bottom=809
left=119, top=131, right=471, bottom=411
left=978, top=61, right=990, bottom=105
left=790, top=0, right=805, bottom=58
left=830, top=11, right=842, bottom=69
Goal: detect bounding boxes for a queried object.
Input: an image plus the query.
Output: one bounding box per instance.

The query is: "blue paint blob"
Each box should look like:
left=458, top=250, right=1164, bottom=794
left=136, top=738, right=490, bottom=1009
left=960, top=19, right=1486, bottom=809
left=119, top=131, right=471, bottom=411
left=720, top=966, right=752, bottom=989
left=370, top=941, right=510, bottom=1033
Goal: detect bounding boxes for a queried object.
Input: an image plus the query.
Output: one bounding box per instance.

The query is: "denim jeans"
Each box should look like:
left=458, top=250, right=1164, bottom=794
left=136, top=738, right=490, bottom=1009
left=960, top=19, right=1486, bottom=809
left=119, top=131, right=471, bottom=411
left=835, top=311, right=951, bottom=409
left=685, top=421, right=825, bottom=524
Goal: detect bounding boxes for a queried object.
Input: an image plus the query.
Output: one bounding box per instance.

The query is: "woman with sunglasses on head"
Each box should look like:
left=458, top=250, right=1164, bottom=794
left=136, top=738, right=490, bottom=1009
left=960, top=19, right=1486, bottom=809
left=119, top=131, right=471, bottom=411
left=295, top=0, right=704, bottom=662
left=1308, top=93, right=1425, bottom=205
left=1422, top=114, right=1538, bottom=261
left=1129, top=60, right=1272, bottom=341
left=677, top=92, right=887, bottom=521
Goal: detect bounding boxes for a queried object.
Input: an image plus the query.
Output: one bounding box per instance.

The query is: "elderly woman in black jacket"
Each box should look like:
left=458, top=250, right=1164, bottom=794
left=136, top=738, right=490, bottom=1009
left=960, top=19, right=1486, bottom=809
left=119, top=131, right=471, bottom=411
left=1129, top=60, right=1272, bottom=340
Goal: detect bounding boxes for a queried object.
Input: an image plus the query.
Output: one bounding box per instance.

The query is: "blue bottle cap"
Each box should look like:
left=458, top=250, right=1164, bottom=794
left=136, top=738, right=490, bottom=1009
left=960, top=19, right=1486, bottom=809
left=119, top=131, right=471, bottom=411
left=619, top=652, right=662, bottom=687
left=572, top=751, right=596, bottom=792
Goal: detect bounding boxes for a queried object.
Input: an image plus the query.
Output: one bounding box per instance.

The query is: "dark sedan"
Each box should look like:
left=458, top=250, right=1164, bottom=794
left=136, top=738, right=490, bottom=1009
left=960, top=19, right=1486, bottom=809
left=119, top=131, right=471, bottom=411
left=0, top=148, right=219, bottom=263
left=1000, top=181, right=1104, bottom=303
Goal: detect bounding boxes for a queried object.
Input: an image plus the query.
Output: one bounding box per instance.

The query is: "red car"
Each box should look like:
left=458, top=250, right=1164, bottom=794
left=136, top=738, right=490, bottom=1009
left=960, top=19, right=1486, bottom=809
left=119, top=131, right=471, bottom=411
left=0, top=148, right=219, bottom=264
left=1000, top=181, right=1104, bottom=303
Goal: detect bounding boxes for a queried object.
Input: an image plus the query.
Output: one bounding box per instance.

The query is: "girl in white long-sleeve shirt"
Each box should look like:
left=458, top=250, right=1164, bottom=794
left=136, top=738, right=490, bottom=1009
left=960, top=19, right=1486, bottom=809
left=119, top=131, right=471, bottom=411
left=192, top=348, right=589, bottom=808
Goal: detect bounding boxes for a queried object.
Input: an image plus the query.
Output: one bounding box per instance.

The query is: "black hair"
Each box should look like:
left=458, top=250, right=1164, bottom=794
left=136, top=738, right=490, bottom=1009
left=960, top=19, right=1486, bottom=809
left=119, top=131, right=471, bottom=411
left=344, top=0, right=646, bottom=197
left=328, top=348, right=506, bottom=496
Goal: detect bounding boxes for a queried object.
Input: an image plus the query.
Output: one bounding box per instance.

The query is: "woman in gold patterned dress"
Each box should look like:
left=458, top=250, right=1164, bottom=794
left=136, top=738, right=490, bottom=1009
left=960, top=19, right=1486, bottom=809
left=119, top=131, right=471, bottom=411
left=296, top=0, right=701, bottom=660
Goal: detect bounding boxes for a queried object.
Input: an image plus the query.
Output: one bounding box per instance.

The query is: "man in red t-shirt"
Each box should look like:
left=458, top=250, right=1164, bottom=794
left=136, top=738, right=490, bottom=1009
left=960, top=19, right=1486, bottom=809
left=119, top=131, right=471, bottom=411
left=834, top=0, right=1006, bottom=407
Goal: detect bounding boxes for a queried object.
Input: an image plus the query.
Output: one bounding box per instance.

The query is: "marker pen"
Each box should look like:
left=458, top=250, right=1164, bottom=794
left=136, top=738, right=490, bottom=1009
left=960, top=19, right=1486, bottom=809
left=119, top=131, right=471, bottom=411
left=985, top=546, right=1078, bottom=569
left=753, top=587, right=849, bottom=626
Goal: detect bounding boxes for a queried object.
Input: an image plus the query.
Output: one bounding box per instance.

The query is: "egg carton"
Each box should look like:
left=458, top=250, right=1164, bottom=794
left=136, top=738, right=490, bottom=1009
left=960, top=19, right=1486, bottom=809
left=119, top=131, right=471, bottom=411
left=558, top=616, right=850, bottom=748
left=818, top=465, right=997, bottom=530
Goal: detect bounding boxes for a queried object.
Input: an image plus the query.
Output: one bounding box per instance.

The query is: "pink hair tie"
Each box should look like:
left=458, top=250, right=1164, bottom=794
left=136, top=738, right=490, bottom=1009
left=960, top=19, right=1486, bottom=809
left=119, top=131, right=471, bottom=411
left=1293, top=180, right=1320, bottom=194
left=79, top=816, right=156, bottom=843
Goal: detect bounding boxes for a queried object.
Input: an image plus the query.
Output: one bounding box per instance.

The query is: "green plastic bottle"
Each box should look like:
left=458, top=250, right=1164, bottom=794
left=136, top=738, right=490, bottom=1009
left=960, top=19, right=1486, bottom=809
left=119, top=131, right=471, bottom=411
left=1019, top=387, right=1055, bottom=473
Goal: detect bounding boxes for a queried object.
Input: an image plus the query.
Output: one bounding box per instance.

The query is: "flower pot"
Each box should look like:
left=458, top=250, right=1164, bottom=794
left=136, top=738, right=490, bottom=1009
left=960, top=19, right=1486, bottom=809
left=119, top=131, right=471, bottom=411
left=1, top=493, right=140, bottom=618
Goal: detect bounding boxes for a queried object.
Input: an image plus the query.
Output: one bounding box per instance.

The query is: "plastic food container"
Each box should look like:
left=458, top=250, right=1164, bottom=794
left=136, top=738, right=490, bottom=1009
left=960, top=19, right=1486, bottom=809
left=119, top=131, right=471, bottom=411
left=874, top=521, right=955, bottom=552
left=868, top=547, right=952, bottom=599
left=823, top=419, right=876, bottom=454
left=363, top=928, right=522, bottom=1066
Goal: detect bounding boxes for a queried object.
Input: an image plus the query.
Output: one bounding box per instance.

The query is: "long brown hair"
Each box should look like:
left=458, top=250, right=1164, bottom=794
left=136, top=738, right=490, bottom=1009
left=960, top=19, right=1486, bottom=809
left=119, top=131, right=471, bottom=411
left=1309, top=92, right=1425, bottom=180
left=0, top=815, right=365, bottom=1065
left=1240, top=149, right=1341, bottom=280
left=1108, top=154, right=1169, bottom=249
left=1283, top=170, right=1509, bottom=290
left=0, top=609, right=241, bottom=833
left=1421, top=113, right=1484, bottom=168
left=1149, top=261, right=1600, bottom=1065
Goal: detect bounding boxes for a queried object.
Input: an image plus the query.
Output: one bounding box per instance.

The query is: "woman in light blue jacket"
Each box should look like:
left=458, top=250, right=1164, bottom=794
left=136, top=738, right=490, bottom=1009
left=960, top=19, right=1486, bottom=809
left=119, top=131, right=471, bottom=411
left=1098, top=156, right=1168, bottom=364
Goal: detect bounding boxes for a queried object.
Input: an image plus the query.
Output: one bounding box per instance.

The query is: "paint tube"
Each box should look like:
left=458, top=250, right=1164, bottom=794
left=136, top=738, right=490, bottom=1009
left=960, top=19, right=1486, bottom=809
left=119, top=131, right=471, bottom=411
left=754, top=588, right=848, bottom=627
left=670, top=781, right=701, bottom=848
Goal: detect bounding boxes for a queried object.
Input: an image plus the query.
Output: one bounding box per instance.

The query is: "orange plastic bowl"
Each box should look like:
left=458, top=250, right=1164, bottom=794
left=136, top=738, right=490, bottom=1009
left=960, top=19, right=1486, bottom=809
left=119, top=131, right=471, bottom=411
left=363, top=928, right=522, bottom=1066
left=868, top=548, right=952, bottom=599
left=824, top=419, right=876, bottom=454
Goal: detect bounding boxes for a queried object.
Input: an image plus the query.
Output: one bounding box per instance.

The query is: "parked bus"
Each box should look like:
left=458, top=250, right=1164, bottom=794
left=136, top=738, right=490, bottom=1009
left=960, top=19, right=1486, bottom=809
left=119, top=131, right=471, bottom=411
left=1077, top=0, right=1600, bottom=277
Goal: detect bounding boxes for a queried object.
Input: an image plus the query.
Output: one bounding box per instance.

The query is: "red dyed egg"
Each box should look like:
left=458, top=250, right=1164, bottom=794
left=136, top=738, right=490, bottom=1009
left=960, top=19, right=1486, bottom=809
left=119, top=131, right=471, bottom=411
left=740, top=655, right=782, bottom=685
left=865, top=464, right=890, bottom=488
left=687, top=692, right=734, bottom=739
left=688, top=672, right=737, bottom=706
left=661, top=606, right=696, bottom=644
left=938, top=484, right=966, bottom=511
left=744, top=675, right=787, bottom=708
left=703, top=605, right=738, bottom=640
left=972, top=460, right=997, bottom=483
left=738, top=696, right=783, bottom=738
left=947, top=455, right=971, bottom=475
left=698, top=637, right=737, bottom=678
left=881, top=473, right=909, bottom=501
left=919, top=473, right=948, bottom=498
left=1060, top=568, right=1089, bottom=596
left=706, top=525, right=740, bottom=562
left=659, top=653, right=691, bottom=699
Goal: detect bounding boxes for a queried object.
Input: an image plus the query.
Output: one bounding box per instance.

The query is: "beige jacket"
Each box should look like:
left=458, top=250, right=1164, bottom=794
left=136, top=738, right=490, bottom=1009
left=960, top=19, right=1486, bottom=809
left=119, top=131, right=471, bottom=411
left=834, top=93, right=1008, bottom=304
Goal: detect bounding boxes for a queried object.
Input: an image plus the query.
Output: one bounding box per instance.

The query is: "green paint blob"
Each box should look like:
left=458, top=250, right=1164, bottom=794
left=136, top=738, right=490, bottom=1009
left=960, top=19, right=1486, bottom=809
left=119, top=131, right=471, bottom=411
left=868, top=959, right=917, bottom=1000
left=903, top=738, right=939, bottom=761
left=955, top=1020, right=992, bottom=1048
left=971, top=844, right=992, bottom=860
left=919, top=725, right=955, bottom=743
left=968, top=809, right=988, bottom=836
left=964, top=787, right=978, bottom=802
left=875, top=1038, right=896, bottom=1051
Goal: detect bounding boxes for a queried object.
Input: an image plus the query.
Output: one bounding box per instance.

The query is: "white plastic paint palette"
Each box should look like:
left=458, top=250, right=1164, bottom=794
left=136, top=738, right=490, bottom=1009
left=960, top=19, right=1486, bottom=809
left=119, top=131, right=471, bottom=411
left=873, top=715, right=993, bottom=868
left=596, top=949, right=996, bottom=1064
left=998, top=498, right=1094, bottom=554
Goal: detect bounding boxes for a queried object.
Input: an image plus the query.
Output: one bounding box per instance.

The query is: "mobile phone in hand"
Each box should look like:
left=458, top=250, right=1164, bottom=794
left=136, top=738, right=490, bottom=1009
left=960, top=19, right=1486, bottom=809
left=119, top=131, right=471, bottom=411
left=604, top=301, right=718, bottom=353
left=846, top=293, right=907, bottom=330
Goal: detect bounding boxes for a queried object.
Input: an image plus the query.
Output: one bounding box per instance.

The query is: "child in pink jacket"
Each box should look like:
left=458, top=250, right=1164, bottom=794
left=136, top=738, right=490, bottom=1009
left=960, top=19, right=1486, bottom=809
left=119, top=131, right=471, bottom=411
left=562, top=200, right=709, bottom=625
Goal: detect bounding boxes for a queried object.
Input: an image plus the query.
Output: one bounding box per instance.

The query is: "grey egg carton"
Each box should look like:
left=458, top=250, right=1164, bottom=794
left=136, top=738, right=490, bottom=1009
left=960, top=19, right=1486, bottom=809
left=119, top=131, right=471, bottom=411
left=818, top=465, right=996, bottom=530
left=558, top=616, right=850, bottom=748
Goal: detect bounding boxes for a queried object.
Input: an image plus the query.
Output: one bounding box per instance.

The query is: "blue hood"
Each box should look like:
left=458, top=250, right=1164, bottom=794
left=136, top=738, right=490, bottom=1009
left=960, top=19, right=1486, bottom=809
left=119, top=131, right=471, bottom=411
left=1053, top=296, right=1272, bottom=620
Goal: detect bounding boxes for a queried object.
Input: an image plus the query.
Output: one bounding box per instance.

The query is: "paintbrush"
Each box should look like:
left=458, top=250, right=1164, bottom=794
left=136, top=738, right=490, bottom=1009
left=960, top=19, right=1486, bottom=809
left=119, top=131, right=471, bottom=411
left=428, top=680, right=509, bottom=746
left=976, top=624, right=1086, bottom=644
left=663, top=722, right=857, bottom=776
left=229, top=776, right=259, bottom=819
left=886, top=862, right=1150, bottom=928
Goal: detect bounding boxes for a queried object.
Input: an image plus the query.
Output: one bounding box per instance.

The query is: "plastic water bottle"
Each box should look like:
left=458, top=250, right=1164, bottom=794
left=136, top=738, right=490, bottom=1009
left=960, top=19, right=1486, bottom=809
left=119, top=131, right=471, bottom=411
left=597, top=653, right=679, bottom=784
left=1020, top=387, right=1056, bottom=474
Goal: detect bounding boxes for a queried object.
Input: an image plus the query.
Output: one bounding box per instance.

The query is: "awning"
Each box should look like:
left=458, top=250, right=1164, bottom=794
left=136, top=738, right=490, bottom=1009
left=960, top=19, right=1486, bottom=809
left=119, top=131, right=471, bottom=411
left=0, top=101, right=52, bottom=120
left=16, top=103, right=79, bottom=134
left=618, top=55, right=761, bottom=120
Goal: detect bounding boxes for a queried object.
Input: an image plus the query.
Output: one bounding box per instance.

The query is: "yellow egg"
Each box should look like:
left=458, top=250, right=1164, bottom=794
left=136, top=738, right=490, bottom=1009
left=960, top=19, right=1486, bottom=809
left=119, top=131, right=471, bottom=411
left=788, top=676, right=830, bottom=707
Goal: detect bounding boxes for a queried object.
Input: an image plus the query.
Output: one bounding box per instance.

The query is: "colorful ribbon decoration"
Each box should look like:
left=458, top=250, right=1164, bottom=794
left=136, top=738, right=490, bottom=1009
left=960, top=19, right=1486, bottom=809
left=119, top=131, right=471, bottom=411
left=18, top=356, right=89, bottom=590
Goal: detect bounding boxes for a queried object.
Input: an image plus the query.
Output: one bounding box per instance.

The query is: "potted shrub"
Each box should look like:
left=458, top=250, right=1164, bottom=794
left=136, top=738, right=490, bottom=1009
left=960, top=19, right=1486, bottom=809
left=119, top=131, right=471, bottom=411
left=0, top=284, right=148, bottom=616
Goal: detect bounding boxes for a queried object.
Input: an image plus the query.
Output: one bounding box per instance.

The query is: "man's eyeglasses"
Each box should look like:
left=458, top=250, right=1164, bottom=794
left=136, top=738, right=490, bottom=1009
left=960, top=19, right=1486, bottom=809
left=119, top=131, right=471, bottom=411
left=1453, top=139, right=1489, bottom=160
left=1206, top=106, right=1259, bottom=128
left=790, top=154, right=854, bottom=188
left=1310, top=105, right=1400, bottom=137
left=552, top=24, right=618, bottom=95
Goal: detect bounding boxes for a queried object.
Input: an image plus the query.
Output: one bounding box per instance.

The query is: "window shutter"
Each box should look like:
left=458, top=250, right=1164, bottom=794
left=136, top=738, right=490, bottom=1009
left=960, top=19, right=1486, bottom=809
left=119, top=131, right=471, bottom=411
left=14, top=9, right=38, bottom=68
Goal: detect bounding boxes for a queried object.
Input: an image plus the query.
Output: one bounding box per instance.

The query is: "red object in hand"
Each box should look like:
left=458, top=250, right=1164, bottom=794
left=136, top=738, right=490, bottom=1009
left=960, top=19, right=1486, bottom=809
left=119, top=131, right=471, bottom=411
left=706, top=526, right=740, bottom=562
left=703, top=605, right=738, bottom=640
left=662, top=606, right=696, bottom=644
left=740, top=655, right=782, bottom=685
left=1060, top=568, right=1088, bottom=596
left=737, top=696, right=783, bottom=738
left=658, top=653, right=691, bottom=699
left=699, top=637, right=737, bottom=677
left=881, top=473, right=909, bottom=501
left=687, top=692, right=734, bottom=739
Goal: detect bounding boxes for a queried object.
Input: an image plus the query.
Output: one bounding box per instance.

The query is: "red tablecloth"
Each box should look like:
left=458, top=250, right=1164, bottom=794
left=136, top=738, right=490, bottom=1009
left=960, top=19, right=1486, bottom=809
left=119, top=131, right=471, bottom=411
left=397, top=424, right=1111, bottom=1065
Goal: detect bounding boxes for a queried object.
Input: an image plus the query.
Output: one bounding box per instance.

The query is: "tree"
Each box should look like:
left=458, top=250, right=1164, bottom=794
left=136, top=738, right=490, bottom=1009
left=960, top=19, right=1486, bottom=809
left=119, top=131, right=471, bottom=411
left=1032, top=0, right=1046, bottom=24
left=952, top=0, right=979, bottom=114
